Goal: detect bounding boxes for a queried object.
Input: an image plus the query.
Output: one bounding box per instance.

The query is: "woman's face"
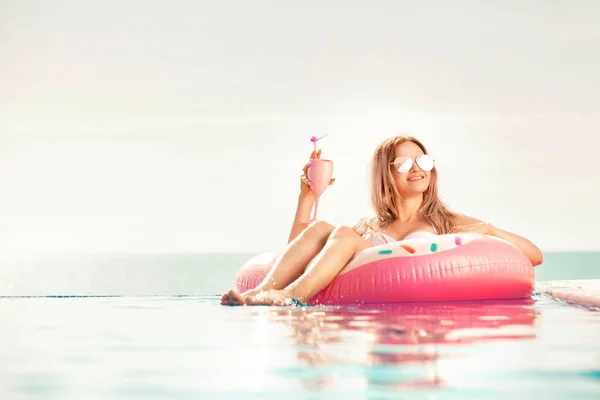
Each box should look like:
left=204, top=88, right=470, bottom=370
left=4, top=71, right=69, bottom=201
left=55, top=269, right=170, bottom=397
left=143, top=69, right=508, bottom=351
left=390, top=141, right=434, bottom=197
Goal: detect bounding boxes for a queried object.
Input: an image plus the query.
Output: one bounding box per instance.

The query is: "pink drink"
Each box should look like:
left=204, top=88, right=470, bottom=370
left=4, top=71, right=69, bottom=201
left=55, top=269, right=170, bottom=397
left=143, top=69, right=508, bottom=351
left=307, top=158, right=334, bottom=220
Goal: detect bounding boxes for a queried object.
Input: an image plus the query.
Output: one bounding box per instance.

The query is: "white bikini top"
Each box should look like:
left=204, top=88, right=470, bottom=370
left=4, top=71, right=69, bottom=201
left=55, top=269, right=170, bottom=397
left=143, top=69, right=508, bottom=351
left=403, top=230, right=437, bottom=241
left=365, top=224, right=437, bottom=246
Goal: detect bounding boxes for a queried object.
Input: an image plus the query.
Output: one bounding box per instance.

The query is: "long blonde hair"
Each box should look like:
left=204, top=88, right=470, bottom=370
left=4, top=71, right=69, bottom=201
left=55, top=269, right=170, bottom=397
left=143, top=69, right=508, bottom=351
left=353, top=135, right=458, bottom=235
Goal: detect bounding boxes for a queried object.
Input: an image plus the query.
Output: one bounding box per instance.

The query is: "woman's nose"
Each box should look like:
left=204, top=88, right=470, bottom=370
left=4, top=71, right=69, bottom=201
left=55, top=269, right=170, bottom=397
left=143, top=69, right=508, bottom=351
left=410, top=159, right=422, bottom=172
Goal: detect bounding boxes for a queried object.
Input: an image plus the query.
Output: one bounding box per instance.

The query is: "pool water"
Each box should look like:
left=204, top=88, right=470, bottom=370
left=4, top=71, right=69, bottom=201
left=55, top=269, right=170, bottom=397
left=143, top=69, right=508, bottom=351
left=0, top=295, right=598, bottom=399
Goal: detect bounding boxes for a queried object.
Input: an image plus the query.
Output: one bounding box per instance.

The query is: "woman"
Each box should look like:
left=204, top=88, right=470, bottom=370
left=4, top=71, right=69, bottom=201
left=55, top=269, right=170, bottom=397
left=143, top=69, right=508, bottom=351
left=221, top=136, right=543, bottom=306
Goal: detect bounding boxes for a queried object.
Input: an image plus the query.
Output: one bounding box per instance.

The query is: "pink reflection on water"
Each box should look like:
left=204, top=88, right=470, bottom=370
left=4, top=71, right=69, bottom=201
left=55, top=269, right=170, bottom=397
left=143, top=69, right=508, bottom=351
left=257, top=298, right=539, bottom=391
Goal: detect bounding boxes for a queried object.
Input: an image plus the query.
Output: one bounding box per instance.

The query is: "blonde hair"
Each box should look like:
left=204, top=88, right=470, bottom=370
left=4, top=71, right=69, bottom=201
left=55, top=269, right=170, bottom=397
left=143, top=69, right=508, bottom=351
left=353, top=135, right=458, bottom=236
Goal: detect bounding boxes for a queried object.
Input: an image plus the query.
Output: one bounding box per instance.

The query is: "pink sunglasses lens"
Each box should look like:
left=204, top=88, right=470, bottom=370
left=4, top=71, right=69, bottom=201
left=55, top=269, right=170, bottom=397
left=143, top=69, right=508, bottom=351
left=394, top=157, right=412, bottom=173
left=417, top=155, right=434, bottom=171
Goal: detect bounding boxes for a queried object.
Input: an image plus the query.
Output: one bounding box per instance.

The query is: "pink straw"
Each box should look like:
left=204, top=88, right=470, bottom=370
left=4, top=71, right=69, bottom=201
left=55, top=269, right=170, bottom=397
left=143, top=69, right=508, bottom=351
left=310, top=134, right=328, bottom=152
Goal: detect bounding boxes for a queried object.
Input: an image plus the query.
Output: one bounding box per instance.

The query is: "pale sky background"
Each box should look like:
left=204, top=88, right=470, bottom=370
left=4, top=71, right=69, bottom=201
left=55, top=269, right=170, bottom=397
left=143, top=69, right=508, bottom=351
left=0, top=0, right=599, bottom=253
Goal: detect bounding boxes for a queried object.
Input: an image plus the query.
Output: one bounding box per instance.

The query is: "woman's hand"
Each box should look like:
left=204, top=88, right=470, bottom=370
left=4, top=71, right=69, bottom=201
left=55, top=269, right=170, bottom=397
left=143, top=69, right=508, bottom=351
left=289, top=149, right=336, bottom=243
left=299, top=149, right=335, bottom=198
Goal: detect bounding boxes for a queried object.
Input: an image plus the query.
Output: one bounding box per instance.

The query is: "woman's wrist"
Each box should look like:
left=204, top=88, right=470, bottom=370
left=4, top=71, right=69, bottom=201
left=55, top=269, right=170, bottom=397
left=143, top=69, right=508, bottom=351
left=486, top=223, right=498, bottom=236
left=295, top=193, right=315, bottom=220
left=298, top=192, right=315, bottom=205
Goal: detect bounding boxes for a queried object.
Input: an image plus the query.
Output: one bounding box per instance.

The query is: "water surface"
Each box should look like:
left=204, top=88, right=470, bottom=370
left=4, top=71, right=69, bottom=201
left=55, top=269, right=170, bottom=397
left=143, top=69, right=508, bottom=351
left=0, top=294, right=598, bottom=399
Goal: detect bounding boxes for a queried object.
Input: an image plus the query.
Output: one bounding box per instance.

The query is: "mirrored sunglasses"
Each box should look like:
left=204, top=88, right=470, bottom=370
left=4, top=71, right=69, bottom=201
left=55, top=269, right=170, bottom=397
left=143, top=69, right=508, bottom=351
left=391, top=154, right=435, bottom=173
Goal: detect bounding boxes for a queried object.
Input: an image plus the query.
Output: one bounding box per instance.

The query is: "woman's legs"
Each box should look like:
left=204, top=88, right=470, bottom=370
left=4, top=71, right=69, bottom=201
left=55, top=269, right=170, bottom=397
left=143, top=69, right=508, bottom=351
left=245, top=226, right=371, bottom=306
left=220, top=220, right=335, bottom=305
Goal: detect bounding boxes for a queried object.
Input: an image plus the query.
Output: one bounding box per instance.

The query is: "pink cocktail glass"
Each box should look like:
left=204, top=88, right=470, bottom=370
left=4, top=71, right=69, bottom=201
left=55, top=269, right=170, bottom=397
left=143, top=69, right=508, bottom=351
left=307, top=158, right=334, bottom=221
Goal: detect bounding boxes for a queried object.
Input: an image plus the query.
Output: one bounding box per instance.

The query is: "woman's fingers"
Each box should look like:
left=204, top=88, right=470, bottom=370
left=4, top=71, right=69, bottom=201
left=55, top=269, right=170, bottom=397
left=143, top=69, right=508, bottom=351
left=301, top=163, right=310, bottom=185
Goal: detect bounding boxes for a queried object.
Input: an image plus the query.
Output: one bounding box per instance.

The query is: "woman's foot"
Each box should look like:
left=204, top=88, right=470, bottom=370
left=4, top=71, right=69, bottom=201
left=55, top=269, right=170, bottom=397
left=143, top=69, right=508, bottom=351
left=220, top=288, right=263, bottom=305
left=245, top=289, right=298, bottom=306
left=220, top=290, right=244, bottom=305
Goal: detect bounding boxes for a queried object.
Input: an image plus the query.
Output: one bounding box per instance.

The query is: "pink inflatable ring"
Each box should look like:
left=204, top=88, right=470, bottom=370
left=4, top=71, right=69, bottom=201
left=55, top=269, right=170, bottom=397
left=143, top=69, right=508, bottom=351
left=233, top=233, right=535, bottom=305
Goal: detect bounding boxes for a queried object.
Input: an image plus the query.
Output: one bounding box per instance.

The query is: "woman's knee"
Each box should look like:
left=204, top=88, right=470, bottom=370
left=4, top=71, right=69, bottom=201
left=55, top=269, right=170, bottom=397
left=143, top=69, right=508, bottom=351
left=300, top=220, right=335, bottom=242
left=329, top=226, right=360, bottom=241
left=329, top=226, right=370, bottom=251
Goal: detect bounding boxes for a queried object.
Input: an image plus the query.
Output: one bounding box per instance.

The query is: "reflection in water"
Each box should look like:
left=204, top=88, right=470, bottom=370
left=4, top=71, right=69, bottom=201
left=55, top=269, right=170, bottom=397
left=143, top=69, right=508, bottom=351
left=254, top=298, right=540, bottom=392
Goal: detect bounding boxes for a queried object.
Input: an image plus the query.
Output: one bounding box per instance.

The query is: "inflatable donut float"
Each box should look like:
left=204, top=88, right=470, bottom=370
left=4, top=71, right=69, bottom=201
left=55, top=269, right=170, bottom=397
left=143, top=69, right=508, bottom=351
left=234, top=233, right=535, bottom=305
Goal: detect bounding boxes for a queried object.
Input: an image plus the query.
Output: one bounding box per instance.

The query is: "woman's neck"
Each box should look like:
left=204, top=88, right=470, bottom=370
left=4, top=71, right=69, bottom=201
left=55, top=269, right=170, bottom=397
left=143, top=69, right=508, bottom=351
left=394, top=194, right=424, bottom=223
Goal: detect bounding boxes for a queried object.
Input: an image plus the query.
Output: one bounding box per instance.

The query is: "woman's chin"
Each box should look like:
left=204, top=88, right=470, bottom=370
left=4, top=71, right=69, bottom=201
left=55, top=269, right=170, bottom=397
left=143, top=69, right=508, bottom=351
left=401, top=181, right=429, bottom=193
left=398, top=189, right=429, bottom=197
